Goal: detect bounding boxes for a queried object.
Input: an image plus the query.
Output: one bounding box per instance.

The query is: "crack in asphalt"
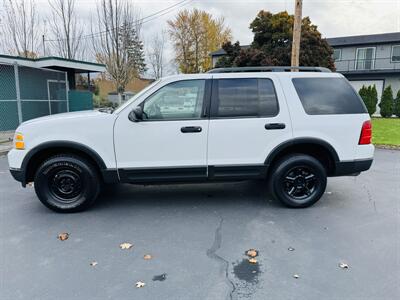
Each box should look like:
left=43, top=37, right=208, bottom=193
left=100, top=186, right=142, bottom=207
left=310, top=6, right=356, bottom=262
left=359, top=179, right=377, bottom=213
left=206, top=214, right=237, bottom=300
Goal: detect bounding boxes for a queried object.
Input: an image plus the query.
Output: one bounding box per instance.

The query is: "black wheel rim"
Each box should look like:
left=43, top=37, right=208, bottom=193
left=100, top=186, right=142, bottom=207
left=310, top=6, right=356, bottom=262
left=283, top=166, right=318, bottom=201
left=49, top=168, right=83, bottom=203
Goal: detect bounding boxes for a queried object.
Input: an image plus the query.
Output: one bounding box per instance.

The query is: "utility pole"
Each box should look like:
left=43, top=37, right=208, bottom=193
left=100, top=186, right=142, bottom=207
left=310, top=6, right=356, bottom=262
left=291, top=0, right=303, bottom=69
left=42, top=35, right=46, bottom=56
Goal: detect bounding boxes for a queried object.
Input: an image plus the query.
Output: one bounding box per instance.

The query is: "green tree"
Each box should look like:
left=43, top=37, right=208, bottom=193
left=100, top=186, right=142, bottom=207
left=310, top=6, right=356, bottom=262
left=359, top=85, right=378, bottom=116
left=214, top=41, right=242, bottom=68
left=371, top=85, right=378, bottom=112
left=379, top=85, right=394, bottom=117
left=394, top=89, right=400, bottom=117
left=217, top=11, right=334, bottom=69
left=119, top=22, right=147, bottom=76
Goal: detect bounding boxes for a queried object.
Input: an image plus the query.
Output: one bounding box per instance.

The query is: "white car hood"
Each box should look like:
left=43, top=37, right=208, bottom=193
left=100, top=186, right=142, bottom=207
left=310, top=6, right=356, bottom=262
left=21, top=110, right=107, bottom=126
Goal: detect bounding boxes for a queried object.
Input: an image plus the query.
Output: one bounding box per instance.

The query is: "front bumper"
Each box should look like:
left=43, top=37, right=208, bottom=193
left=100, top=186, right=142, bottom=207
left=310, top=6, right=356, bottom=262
left=332, top=158, right=373, bottom=176
left=9, top=168, right=24, bottom=184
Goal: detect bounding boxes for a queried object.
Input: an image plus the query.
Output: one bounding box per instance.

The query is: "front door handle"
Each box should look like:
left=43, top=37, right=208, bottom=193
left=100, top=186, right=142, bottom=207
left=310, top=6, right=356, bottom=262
left=181, top=126, right=202, bottom=133
left=265, top=123, right=286, bottom=130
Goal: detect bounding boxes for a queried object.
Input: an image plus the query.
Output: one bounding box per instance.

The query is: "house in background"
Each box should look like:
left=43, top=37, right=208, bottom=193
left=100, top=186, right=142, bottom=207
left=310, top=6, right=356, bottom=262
left=327, top=32, right=400, bottom=104
left=95, top=76, right=154, bottom=105
left=210, top=32, right=400, bottom=108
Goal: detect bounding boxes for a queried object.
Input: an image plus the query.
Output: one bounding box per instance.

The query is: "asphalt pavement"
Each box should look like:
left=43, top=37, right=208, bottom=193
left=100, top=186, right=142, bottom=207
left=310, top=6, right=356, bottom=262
left=0, top=149, right=399, bottom=300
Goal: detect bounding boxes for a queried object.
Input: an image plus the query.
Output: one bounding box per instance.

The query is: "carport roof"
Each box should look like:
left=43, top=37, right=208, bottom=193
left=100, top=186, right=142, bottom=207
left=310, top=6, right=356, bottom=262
left=0, top=54, right=106, bottom=73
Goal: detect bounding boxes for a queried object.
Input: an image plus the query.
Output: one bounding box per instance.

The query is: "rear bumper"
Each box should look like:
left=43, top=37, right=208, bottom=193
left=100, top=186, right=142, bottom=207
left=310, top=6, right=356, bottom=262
left=332, top=159, right=373, bottom=176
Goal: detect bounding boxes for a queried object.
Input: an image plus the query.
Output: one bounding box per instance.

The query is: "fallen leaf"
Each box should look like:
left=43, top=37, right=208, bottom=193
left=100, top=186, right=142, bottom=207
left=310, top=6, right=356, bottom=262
left=143, top=254, right=152, bottom=260
left=339, top=262, right=349, bottom=269
left=248, top=258, right=257, bottom=264
left=293, top=274, right=299, bottom=279
left=119, top=242, right=133, bottom=250
left=288, top=247, right=295, bottom=251
left=57, top=233, right=69, bottom=241
left=135, top=281, right=145, bottom=288
left=152, top=273, right=167, bottom=281
left=90, top=261, right=98, bottom=267
left=246, top=249, right=258, bottom=258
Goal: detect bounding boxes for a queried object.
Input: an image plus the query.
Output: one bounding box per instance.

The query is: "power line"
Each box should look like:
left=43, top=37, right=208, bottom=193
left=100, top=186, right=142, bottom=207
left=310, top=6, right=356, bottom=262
left=44, top=0, right=194, bottom=42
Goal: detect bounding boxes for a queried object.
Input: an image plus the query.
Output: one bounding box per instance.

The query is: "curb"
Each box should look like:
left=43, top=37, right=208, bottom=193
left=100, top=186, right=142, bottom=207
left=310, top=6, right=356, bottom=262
left=0, top=150, right=10, bottom=157
left=0, top=146, right=11, bottom=157
left=375, top=145, right=400, bottom=151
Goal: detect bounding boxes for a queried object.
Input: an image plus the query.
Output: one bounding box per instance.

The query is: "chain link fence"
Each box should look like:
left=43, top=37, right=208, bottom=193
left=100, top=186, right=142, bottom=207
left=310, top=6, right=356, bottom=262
left=0, top=62, right=68, bottom=144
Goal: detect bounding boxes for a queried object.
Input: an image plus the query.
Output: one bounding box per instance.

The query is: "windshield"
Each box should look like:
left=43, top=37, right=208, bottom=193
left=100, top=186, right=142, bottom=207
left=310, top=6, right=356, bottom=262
left=113, top=79, right=162, bottom=114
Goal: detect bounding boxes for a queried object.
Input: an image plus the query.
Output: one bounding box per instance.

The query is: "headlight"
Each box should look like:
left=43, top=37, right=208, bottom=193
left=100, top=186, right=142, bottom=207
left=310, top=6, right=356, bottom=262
left=14, top=132, right=25, bottom=150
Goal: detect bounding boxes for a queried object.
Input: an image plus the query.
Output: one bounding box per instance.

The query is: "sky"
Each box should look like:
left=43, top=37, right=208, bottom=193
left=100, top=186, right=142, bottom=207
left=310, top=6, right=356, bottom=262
left=1, top=0, right=400, bottom=74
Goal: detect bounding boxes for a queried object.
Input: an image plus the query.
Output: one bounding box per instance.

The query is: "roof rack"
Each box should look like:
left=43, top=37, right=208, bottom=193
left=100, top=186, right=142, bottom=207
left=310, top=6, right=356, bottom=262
left=207, top=66, right=331, bottom=73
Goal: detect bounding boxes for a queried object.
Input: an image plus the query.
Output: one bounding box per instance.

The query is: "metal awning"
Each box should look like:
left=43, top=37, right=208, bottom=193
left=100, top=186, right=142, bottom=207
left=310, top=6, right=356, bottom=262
left=0, top=54, right=106, bottom=73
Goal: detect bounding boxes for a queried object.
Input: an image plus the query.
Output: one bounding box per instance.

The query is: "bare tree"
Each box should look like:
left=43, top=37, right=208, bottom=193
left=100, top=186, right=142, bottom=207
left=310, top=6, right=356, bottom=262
left=92, top=0, right=145, bottom=104
left=2, top=0, right=40, bottom=58
left=147, top=31, right=166, bottom=79
left=48, top=0, right=83, bottom=59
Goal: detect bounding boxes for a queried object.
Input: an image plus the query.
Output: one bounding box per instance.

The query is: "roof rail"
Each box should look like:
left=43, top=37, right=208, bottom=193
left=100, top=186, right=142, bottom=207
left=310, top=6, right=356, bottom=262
left=207, top=66, right=331, bottom=73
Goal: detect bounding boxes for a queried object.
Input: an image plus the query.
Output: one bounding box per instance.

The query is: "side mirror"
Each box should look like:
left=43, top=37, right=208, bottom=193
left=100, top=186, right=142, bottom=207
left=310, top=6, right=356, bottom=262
left=128, top=106, right=143, bottom=122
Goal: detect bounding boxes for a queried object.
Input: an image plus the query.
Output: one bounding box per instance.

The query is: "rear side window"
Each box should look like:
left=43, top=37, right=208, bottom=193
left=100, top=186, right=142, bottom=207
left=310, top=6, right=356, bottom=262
left=212, top=78, right=279, bottom=118
left=292, top=78, right=367, bottom=115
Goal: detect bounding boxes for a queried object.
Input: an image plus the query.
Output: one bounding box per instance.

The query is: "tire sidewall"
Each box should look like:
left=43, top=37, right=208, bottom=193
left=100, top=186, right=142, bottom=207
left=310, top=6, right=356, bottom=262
left=34, top=156, right=99, bottom=212
left=272, top=155, right=327, bottom=208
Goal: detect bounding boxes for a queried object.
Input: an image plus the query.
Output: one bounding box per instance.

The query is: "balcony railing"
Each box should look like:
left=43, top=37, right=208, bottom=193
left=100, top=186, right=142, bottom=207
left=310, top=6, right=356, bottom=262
left=334, top=57, right=400, bottom=72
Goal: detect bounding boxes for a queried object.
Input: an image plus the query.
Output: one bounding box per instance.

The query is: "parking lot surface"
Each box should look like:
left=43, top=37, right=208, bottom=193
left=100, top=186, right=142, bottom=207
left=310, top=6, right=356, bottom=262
left=0, top=149, right=399, bottom=300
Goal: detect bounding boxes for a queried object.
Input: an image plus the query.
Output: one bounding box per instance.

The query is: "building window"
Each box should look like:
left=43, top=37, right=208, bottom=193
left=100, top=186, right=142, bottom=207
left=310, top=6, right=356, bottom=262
left=355, top=47, right=375, bottom=70
left=391, top=45, right=400, bottom=62
left=333, top=49, right=342, bottom=61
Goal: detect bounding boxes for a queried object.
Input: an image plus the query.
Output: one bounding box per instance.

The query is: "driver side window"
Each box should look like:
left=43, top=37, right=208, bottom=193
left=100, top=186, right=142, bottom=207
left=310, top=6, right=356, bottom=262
left=142, top=80, right=205, bottom=120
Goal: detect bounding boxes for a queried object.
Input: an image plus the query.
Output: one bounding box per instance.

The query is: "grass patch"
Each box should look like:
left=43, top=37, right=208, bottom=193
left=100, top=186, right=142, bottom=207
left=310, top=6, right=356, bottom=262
left=371, top=118, right=400, bottom=146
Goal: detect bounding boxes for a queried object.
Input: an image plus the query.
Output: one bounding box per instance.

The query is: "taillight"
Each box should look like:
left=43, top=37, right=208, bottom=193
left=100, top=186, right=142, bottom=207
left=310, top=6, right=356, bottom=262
left=359, top=120, right=372, bottom=145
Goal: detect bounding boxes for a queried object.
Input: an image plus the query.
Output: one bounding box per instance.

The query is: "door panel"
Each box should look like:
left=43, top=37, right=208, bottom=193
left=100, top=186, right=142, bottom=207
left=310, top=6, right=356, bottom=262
left=115, top=119, right=209, bottom=169
left=114, top=79, right=210, bottom=176
left=207, top=74, right=292, bottom=166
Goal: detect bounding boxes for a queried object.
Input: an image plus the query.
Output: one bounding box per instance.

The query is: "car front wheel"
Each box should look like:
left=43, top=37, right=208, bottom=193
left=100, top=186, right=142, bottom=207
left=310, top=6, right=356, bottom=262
left=270, top=154, right=327, bottom=208
left=34, top=154, right=100, bottom=213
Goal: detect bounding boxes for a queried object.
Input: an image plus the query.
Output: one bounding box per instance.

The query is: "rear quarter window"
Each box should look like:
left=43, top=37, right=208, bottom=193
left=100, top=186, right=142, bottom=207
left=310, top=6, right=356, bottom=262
left=292, top=77, right=367, bottom=115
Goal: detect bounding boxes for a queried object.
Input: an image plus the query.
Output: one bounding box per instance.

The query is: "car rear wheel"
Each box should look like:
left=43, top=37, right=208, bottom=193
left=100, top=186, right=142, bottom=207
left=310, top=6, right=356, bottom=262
left=34, top=154, right=100, bottom=213
left=270, top=154, right=327, bottom=208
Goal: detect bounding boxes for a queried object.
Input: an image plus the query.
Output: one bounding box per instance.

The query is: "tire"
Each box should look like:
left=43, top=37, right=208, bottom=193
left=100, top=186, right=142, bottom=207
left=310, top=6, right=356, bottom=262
left=34, top=154, right=100, bottom=213
left=270, top=154, right=327, bottom=208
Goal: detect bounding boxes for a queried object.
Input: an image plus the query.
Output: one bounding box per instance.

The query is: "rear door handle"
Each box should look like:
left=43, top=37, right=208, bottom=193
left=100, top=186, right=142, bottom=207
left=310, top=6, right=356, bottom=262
left=265, top=123, right=286, bottom=130
left=181, top=126, right=202, bottom=133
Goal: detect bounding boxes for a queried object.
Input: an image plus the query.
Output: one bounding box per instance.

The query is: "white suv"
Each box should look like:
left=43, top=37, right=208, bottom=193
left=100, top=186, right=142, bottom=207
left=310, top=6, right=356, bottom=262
left=8, top=67, right=374, bottom=212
